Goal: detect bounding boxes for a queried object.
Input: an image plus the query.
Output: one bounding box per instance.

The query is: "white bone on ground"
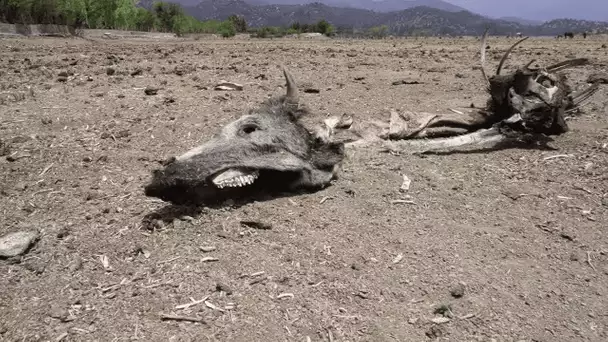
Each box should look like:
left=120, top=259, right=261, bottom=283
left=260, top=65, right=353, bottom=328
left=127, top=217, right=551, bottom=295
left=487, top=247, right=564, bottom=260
left=212, top=168, right=259, bottom=187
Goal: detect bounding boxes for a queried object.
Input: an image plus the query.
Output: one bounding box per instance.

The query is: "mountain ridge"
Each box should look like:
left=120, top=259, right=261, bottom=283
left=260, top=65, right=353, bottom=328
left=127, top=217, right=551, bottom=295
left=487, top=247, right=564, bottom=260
left=244, top=0, right=466, bottom=13
left=139, top=0, right=608, bottom=36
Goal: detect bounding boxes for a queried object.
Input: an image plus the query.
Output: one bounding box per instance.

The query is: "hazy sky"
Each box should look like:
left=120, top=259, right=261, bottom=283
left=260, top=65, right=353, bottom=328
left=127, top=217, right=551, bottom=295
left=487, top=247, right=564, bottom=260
left=446, top=0, right=606, bottom=21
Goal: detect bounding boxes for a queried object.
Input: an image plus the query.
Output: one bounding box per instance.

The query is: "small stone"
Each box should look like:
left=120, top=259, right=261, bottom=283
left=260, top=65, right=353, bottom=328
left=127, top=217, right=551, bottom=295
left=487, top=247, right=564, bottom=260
left=434, top=304, right=453, bottom=317
left=240, top=220, right=272, bottom=230
left=130, top=68, right=142, bottom=76
left=199, top=246, right=216, bottom=252
left=24, top=259, right=46, bottom=274
left=58, top=71, right=69, bottom=77
left=450, top=283, right=466, bottom=298
left=425, top=325, right=444, bottom=339
left=431, top=317, right=451, bottom=324
left=115, top=129, right=130, bottom=138
left=82, top=156, right=92, bottom=162
left=49, top=304, right=69, bottom=321
left=56, top=76, right=68, bottom=82
left=351, top=262, right=362, bottom=270
left=216, top=282, right=233, bottom=295
left=0, top=140, right=10, bottom=156
left=15, top=182, right=27, bottom=191
left=560, top=231, right=575, bottom=241
left=144, top=86, right=159, bottom=95
left=586, top=72, right=608, bottom=84
left=172, top=218, right=186, bottom=229
left=570, top=253, right=580, bottom=261
left=106, top=67, right=116, bottom=76
left=69, top=256, right=83, bottom=272
left=0, top=231, right=39, bottom=258
left=56, top=227, right=70, bottom=239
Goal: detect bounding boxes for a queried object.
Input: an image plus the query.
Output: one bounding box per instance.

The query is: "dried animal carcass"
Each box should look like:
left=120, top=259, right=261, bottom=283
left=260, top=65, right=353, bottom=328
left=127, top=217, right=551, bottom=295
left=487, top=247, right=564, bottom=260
left=343, top=30, right=601, bottom=153
left=144, top=67, right=345, bottom=205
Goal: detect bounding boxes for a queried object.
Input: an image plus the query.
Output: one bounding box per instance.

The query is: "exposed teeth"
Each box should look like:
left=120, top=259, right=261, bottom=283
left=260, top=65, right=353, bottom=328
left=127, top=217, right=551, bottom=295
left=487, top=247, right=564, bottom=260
left=212, top=169, right=259, bottom=188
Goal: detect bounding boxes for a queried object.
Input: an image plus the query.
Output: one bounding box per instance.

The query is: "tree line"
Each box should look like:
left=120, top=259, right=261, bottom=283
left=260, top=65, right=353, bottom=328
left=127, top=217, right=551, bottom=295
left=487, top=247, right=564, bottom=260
left=0, top=0, right=246, bottom=37
left=0, top=0, right=344, bottom=38
left=252, top=20, right=336, bottom=38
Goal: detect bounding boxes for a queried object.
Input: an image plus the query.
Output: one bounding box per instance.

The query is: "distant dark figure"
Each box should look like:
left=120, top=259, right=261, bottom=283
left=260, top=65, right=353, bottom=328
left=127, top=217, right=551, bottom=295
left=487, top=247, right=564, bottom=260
left=583, top=32, right=587, bottom=39
left=564, top=32, right=574, bottom=39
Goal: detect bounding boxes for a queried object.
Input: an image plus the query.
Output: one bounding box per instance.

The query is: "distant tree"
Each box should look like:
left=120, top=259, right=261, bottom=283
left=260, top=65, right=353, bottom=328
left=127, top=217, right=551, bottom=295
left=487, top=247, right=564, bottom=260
left=368, top=25, right=388, bottom=38
left=300, top=23, right=312, bottom=33
left=153, top=1, right=183, bottom=32
left=290, top=22, right=301, bottom=32
left=228, top=14, right=246, bottom=33
left=114, top=0, right=138, bottom=30
left=134, top=7, right=155, bottom=31
left=218, top=20, right=236, bottom=37
left=315, top=19, right=334, bottom=36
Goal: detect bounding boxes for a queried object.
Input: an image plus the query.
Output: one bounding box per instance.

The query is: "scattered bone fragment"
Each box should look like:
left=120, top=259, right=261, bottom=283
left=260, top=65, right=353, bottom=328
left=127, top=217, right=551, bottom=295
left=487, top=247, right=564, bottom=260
left=213, top=81, right=243, bottom=91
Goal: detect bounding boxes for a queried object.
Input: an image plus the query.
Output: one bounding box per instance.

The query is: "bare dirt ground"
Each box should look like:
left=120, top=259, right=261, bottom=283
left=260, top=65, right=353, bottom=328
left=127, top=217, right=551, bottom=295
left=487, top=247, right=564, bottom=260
left=1, top=32, right=607, bottom=342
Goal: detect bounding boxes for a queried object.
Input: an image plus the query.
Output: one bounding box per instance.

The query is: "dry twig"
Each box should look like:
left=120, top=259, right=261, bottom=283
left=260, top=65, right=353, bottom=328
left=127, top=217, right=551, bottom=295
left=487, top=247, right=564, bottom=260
left=160, top=313, right=206, bottom=324
left=587, top=251, right=597, bottom=271
left=175, top=296, right=209, bottom=310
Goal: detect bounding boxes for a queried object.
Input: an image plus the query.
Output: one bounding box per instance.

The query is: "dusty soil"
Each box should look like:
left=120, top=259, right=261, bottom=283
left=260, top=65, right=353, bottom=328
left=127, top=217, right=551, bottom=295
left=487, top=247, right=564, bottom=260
left=1, top=32, right=607, bottom=342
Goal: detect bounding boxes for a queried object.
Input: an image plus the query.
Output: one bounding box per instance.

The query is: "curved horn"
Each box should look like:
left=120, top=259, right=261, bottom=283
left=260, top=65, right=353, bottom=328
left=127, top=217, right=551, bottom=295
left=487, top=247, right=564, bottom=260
left=282, top=65, right=299, bottom=106
left=496, top=36, right=529, bottom=75
left=480, top=28, right=490, bottom=86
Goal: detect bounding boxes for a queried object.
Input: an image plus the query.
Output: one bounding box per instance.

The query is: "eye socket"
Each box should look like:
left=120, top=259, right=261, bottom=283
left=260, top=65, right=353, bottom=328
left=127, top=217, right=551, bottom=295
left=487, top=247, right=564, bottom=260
left=241, top=124, right=259, bottom=134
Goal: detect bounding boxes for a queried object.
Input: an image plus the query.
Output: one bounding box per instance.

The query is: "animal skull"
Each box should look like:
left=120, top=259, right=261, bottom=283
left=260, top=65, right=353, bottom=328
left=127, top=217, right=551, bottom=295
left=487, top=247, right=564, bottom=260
left=144, top=67, right=345, bottom=205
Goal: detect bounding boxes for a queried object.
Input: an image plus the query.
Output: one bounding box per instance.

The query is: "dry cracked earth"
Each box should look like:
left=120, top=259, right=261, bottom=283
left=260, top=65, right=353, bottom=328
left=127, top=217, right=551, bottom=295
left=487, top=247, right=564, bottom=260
left=1, top=31, right=608, bottom=342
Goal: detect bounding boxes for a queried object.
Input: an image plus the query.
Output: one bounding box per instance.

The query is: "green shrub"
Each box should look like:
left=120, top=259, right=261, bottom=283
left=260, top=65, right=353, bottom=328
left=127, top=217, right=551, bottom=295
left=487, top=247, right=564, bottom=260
left=218, top=20, right=236, bottom=37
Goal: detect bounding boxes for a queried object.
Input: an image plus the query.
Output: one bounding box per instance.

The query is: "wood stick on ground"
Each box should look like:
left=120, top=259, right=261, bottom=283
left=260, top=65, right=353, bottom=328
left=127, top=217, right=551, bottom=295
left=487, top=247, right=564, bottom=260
left=39, top=163, right=54, bottom=177
left=160, top=313, right=206, bottom=324
left=54, top=332, right=69, bottom=342
left=157, top=256, right=181, bottom=265
left=175, top=296, right=209, bottom=310
left=587, top=251, right=597, bottom=271
left=543, top=154, right=573, bottom=161
left=327, top=328, right=334, bottom=342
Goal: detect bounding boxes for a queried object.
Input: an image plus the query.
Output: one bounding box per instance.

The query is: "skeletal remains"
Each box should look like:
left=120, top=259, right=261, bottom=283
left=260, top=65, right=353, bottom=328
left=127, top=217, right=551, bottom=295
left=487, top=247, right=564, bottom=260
left=144, top=67, right=345, bottom=205
left=341, top=30, right=601, bottom=153
left=346, top=31, right=599, bottom=152
left=145, top=32, right=602, bottom=205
